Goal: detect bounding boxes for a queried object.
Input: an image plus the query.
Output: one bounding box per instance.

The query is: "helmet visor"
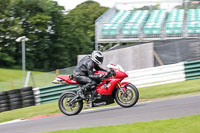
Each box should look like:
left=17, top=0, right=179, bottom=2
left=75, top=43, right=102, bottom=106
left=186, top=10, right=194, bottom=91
left=96, top=56, right=103, bottom=64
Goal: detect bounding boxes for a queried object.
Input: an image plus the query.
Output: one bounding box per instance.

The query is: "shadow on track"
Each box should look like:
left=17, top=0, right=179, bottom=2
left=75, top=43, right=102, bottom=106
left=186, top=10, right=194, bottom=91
left=78, top=104, right=143, bottom=116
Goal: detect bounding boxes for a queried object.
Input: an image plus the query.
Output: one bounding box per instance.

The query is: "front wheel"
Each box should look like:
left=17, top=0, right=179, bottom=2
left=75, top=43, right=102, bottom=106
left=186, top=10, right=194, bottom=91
left=58, top=91, right=83, bottom=116
left=115, top=83, right=139, bottom=108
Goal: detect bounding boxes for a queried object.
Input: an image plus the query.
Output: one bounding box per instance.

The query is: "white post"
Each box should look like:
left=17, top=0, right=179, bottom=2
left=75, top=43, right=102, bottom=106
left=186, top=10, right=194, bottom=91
left=16, top=36, right=29, bottom=71
left=16, top=36, right=29, bottom=85
left=22, top=40, right=26, bottom=71
left=24, top=71, right=31, bottom=87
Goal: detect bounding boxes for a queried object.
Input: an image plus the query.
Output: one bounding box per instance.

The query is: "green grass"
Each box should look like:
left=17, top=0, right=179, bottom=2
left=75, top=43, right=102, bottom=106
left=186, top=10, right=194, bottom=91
left=139, top=78, right=200, bottom=100
left=0, top=79, right=200, bottom=123
left=0, top=68, right=54, bottom=91
left=0, top=102, right=59, bottom=123
left=0, top=68, right=24, bottom=84
left=46, top=114, right=200, bottom=133
left=0, top=68, right=41, bottom=82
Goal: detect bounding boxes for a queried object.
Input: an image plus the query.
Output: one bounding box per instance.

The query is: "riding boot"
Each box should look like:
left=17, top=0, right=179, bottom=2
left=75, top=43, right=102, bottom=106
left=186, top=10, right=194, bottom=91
left=86, top=81, right=101, bottom=99
left=78, top=85, right=87, bottom=99
left=78, top=81, right=96, bottom=99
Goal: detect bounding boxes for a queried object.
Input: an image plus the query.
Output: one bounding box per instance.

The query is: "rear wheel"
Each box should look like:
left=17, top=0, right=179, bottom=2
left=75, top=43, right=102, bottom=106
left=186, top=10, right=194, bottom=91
left=58, top=91, right=83, bottom=116
left=115, top=83, right=139, bottom=108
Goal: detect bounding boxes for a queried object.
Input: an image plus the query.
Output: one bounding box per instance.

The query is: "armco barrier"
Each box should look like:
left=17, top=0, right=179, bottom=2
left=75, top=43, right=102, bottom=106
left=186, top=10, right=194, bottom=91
left=184, top=60, right=200, bottom=80
left=33, top=84, right=79, bottom=104
left=125, top=62, right=186, bottom=88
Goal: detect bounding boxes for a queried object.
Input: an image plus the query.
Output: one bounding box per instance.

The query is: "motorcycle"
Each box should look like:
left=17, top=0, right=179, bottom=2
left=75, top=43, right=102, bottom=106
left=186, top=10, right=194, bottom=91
left=52, top=64, right=139, bottom=116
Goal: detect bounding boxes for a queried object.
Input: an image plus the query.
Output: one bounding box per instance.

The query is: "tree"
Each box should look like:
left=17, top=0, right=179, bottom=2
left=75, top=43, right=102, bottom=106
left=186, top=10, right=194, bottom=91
left=0, top=0, right=107, bottom=71
left=175, top=0, right=200, bottom=9
left=62, top=1, right=108, bottom=66
left=0, top=0, right=67, bottom=71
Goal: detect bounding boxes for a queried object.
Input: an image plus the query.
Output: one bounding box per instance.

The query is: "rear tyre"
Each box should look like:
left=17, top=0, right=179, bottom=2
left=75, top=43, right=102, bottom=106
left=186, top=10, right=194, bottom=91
left=115, top=83, right=139, bottom=108
left=58, top=91, right=83, bottom=116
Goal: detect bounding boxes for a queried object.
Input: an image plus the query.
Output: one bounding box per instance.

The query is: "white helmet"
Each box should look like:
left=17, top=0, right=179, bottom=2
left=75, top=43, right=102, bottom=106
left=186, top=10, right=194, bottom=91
left=91, top=51, right=104, bottom=65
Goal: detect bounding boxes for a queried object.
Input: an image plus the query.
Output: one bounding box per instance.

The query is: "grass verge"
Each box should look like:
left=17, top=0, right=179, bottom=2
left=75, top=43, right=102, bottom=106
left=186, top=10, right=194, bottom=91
left=46, top=114, right=200, bottom=133
left=0, top=102, right=59, bottom=123
left=0, top=79, right=200, bottom=123
left=0, top=68, right=42, bottom=82
left=0, top=68, right=54, bottom=91
left=139, top=78, right=200, bottom=100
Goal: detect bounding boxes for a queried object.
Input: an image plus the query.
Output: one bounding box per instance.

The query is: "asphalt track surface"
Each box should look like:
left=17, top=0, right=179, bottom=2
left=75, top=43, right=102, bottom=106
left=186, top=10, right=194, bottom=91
left=0, top=94, right=200, bottom=133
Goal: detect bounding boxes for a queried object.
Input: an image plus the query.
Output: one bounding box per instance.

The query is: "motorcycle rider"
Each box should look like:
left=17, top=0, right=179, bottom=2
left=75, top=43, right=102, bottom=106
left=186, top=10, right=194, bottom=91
left=73, top=51, right=107, bottom=99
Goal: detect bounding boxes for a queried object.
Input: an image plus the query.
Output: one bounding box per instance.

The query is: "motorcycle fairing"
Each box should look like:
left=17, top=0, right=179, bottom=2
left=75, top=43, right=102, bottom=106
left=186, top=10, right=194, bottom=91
left=96, top=78, right=121, bottom=95
left=57, top=75, right=78, bottom=84
left=92, top=95, right=114, bottom=107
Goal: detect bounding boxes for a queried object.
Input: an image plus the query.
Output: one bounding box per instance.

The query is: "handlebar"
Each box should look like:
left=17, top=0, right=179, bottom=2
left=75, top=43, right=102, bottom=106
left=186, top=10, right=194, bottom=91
left=101, top=68, right=116, bottom=80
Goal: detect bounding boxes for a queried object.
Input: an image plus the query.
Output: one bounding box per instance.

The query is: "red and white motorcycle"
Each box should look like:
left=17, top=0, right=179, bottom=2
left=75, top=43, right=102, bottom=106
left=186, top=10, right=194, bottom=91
left=52, top=64, right=139, bottom=116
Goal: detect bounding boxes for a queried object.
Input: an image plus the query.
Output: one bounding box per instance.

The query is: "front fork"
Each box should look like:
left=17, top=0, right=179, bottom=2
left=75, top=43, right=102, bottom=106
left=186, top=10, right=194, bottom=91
left=117, top=82, right=127, bottom=97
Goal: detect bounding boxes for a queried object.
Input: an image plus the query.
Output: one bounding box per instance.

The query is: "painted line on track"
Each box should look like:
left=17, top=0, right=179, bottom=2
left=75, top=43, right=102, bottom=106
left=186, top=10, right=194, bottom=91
left=0, top=119, right=27, bottom=126
left=27, top=113, right=63, bottom=120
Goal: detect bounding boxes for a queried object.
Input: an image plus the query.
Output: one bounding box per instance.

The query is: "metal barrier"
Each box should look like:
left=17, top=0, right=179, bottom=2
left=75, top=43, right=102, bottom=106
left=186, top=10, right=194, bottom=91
left=124, top=62, right=186, bottom=88
left=124, top=60, right=200, bottom=88
left=184, top=60, right=200, bottom=80
left=33, top=84, right=79, bottom=104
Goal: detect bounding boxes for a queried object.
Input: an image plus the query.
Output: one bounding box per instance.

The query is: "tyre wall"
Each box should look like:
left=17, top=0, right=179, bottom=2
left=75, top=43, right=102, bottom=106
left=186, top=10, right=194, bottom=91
left=0, top=87, right=35, bottom=113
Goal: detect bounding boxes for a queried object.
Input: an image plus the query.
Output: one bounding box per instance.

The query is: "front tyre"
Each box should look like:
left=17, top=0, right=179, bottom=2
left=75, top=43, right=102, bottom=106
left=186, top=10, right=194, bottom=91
left=58, top=91, right=83, bottom=116
left=115, top=83, right=139, bottom=108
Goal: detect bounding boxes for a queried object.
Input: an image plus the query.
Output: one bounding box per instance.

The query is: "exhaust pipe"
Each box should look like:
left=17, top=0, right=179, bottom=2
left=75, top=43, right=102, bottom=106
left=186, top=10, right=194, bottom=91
left=52, top=79, right=60, bottom=84
left=52, top=78, right=67, bottom=84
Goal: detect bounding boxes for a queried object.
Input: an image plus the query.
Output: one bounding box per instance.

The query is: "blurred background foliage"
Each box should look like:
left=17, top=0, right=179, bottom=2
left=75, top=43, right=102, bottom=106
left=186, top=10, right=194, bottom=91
left=0, top=0, right=107, bottom=71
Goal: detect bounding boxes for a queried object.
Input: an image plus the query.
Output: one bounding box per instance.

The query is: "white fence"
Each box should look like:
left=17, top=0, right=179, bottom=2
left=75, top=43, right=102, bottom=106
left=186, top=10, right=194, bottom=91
left=124, top=62, right=186, bottom=88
